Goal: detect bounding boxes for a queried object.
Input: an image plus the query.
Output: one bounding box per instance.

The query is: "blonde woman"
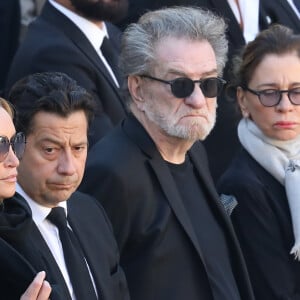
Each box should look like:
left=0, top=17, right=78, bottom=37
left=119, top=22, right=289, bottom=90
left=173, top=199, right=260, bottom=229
left=0, top=98, right=51, bottom=300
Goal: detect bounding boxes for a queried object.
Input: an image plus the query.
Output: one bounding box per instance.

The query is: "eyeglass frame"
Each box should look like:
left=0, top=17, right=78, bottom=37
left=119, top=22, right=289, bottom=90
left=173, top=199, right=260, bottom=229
left=0, top=132, right=26, bottom=162
left=243, top=86, right=300, bottom=107
left=141, top=74, right=226, bottom=99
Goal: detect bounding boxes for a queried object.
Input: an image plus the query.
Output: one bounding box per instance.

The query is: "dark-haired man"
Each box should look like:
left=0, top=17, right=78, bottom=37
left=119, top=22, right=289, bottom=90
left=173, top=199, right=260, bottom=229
left=6, top=72, right=129, bottom=300
left=6, top=0, right=129, bottom=147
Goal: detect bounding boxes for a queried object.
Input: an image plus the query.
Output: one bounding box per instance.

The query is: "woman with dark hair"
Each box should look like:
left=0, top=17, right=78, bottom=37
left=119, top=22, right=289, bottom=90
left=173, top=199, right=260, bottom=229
left=218, top=24, right=300, bottom=299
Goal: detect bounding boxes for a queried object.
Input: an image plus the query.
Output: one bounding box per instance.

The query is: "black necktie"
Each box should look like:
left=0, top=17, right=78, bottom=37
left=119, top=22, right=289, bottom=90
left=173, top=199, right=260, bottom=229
left=47, top=207, right=97, bottom=300
left=100, top=37, right=121, bottom=84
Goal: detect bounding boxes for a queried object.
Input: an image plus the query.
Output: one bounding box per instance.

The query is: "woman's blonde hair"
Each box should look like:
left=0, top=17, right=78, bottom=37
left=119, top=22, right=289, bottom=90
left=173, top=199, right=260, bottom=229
left=0, top=98, right=14, bottom=119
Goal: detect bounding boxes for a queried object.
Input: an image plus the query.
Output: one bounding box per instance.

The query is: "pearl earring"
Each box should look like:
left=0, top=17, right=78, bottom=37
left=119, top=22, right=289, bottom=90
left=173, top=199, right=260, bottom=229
left=243, top=111, right=249, bottom=118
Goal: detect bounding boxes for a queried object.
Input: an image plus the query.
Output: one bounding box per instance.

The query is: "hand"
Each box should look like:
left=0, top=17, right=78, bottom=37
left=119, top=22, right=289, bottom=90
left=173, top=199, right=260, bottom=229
left=20, top=271, right=51, bottom=300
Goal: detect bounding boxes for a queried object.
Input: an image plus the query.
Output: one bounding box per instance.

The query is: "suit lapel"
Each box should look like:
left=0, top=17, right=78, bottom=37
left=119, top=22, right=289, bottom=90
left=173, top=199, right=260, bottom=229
left=278, top=0, right=300, bottom=27
left=29, top=224, right=72, bottom=300
left=148, top=158, right=206, bottom=262
left=123, top=116, right=206, bottom=263
left=189, top=145, right=221, bottom=208
left=66, top=196, right=104, bottom=298
left=189, top=145, right=239, bottom=239
left=41, top=2, right=120, bottom=90
left=209, top=0, right=245, bottom=46
left=3, top=194, right=71, bottom=299
left=123, top=116, right=242, bottom=267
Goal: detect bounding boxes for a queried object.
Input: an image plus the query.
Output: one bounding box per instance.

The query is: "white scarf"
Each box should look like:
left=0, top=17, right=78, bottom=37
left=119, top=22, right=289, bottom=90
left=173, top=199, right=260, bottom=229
left=238, top=118, right=300, bottom=260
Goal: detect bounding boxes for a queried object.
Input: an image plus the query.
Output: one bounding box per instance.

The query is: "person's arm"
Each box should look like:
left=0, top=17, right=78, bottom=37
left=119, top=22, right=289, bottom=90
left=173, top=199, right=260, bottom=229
left=20, top=271, right=51, bottom=300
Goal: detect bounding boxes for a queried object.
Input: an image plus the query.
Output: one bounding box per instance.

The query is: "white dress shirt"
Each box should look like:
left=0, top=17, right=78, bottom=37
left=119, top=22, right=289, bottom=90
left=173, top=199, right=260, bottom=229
left=16, top=183, right=97, bottom=300
left=49, top=0, right=119, bottom=87
left=227, top=0, right=260, bottom=42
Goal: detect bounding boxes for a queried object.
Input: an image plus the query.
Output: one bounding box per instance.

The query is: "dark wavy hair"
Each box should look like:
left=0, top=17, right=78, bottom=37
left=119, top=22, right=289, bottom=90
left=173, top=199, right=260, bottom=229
left=8, top=72, right=96, bottom=135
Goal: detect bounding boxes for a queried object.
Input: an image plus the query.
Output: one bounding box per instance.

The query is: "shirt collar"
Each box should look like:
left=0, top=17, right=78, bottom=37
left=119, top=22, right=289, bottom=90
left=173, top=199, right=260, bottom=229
left=16, top=183, right=67, bottom=226
left=49, top=0, right=108, bottom=50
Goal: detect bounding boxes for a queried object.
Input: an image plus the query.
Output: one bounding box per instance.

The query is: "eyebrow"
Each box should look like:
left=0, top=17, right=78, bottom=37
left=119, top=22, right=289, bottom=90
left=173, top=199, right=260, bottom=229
left=39, top=138, right=88, bottom=146
left=167, top=68, right=218, bottom=77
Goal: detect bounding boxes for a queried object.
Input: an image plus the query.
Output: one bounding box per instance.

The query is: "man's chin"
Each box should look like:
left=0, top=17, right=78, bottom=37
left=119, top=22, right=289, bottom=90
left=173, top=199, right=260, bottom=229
left=70, top=0, right=128, bottom=23
left=175, top=121, right=214, bottom=140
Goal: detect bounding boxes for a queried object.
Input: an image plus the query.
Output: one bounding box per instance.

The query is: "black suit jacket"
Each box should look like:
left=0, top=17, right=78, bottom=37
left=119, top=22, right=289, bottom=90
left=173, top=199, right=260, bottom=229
left=116, top=0, right=198, bottom=29
left=218, top=148, right=300, bottom=299
left=79, top=114, right=254, bottom=300
left=0, top=192, right=129, bottom=300
left=0, top=0, right=20, bottom=92
left=261, top=0, right=300, bottom=34
left=5, top=0, right=128, bottom=147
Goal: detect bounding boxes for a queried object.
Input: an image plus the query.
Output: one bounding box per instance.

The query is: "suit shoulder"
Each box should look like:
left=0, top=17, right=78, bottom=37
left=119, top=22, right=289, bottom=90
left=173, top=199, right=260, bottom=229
left=68, top=191, right=114, bottom=228
left=217, top=149, right=266, bottom=195
left=217, top=149, right=276, bottom=211
left=69, top=191, right=106, bottom=213
left=88, top=124, right=143, bottom=169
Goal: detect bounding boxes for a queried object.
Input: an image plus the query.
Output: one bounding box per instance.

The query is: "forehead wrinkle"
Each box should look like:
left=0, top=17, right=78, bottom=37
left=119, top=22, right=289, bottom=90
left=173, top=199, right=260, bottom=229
left=159, top=65, right=218, bottom=79
left=155, top=52, right=217, bottom=78
left=154, top=38, right=217, bottom=74
left=38, top=136, right=65, bottom=147
left=37, top=133, right=87, bottom=147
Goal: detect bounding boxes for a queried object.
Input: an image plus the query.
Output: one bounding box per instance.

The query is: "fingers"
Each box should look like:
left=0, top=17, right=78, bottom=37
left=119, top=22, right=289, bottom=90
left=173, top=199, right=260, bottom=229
left=20, top=271, right=51, bottom=300
left=36, top=280, right=51, bottom=300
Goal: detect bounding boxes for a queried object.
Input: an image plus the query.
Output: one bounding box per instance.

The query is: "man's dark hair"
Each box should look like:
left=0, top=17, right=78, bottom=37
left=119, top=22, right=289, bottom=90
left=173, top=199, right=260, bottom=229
left=8, top=72, right=96, bottom=135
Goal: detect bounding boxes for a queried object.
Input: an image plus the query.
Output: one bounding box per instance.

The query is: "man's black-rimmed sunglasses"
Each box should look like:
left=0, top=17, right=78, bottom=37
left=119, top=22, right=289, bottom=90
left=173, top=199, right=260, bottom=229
left=244, top=86, right=300, bottom=107
left=141, top=75, right=226, bottom=99
left=0, top=132, right=26, bottom=162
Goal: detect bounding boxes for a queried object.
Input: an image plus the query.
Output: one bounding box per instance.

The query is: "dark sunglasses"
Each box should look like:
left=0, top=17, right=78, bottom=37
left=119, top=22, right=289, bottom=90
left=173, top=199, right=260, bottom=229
left=244, top=87, right=300, bottom=107
left=141, top=75, right=226, bottom=98
left=0, top=132, right=26, bottom=162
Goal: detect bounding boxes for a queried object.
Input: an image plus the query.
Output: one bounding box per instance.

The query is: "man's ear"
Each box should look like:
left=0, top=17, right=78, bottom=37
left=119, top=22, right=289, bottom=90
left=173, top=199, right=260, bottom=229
left=128, top=75, right=146, bottom=110
left=128, top=75, right=145, bottom=102
left=237, top=87, right=250, bottom=118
